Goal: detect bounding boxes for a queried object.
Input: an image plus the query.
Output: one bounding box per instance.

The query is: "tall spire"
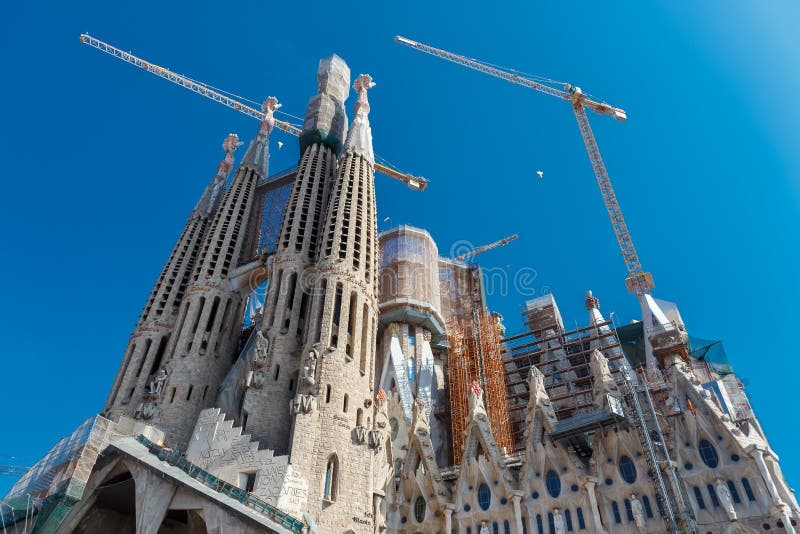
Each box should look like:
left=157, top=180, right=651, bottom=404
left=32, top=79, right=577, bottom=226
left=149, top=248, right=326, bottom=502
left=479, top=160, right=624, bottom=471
left=343, top=74, right=375, bottom=162
left=239, top=97, right=280, bottom=177
left=192, top=133, right=240, bottom=217
left=299, top=55, right=350, bottom=156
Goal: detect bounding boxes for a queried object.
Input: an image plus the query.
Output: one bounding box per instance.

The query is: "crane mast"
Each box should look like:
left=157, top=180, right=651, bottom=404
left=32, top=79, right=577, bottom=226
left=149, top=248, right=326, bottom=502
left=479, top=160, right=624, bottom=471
left=80, top=34, right=427, bottom=191
left=395, top=35, right=653, bottom=295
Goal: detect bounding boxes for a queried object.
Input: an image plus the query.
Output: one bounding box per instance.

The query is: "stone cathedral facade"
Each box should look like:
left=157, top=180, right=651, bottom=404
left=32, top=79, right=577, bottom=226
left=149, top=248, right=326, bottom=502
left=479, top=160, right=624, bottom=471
left=3, top=55, right=799, bottom=534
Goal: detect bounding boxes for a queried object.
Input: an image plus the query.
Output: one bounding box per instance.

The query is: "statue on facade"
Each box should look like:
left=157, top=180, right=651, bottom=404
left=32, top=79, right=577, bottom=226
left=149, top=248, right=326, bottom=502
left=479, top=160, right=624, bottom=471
left=716, top=478, right=737, bottom=521
left=630, top=494, right=647, bottom=533
left=145, top=368, right=168, bottom=397
left=253, top=330, right=269, bottom=367
left=552, top=508, right=566, bottom=534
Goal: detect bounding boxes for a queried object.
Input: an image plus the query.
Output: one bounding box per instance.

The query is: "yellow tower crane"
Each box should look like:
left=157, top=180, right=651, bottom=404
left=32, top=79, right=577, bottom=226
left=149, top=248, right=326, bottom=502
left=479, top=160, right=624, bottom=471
left=454, top=234, right=519, bottom=262
left=80, top=34, right=427, bottom=191
left=395, top=36, right=653, bottom=295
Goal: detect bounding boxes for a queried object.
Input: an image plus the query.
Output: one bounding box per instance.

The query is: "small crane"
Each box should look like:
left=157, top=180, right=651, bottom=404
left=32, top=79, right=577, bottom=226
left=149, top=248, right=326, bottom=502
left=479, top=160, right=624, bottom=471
left=455, top=234, right=519, bottom=262
left=80, top=34, right=427, bottom=191
left=396, top=36, right=653, bottom=295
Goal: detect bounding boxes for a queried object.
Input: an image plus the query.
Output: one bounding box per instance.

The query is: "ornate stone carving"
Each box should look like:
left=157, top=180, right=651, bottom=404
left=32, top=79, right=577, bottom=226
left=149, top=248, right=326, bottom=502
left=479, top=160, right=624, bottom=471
left=251, top=369, right=266, bottom=389
left=422, top=329, right=432, bottom=342
left=145, top=368, right=168, bottom=398
left=630, top=494, right=647, bottom=533
left=253, top=331, right=270, bottom=368
left=135, top=401, right=157, bottom=420
left=368, top=429, right=384, bottom=449
left=553, top=508, right=565, bottom=534
left=355, top=425, right=368, bottom=445
left=291, top=394, right=316, bottom=415
left=716, top=478, right=737, bottom=521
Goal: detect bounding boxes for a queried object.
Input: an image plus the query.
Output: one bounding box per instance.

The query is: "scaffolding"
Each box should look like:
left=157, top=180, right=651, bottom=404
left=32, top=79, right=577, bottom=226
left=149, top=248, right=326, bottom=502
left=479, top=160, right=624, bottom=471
left=503, top=319, right=626, bottom=448
left=447, top=309, right=513, bottom=464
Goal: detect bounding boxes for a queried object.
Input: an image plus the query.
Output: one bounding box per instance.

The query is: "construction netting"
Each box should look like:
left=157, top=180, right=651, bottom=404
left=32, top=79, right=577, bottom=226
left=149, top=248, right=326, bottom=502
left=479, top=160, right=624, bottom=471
left=615, top=322, right=733, bottom=376
left=688, top=337, right=733, bottom=375
left=615, top=322, right=647, bottom=369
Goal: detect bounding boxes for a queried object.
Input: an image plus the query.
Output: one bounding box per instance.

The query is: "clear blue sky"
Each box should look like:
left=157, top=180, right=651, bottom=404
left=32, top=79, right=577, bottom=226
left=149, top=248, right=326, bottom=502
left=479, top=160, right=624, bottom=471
left=2, top=1, right=799, bottom=496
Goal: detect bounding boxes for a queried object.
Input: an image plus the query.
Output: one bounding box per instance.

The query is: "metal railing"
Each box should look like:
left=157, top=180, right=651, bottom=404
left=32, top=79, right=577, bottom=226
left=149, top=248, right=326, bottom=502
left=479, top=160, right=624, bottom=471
left=135, top=436, right=304, bottom=533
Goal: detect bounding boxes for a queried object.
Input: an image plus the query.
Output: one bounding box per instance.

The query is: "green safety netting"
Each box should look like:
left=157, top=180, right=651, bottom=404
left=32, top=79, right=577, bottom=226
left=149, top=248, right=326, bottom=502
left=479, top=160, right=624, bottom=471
left=615, top=323, right=733, bottom=376
left=615, top=322, right=647, bottom=369
left=688, top=336, right=733, bottom=375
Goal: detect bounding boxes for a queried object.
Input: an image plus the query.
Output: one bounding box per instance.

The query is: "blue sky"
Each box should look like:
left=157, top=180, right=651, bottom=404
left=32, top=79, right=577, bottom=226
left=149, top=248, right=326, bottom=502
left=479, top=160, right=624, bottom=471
left=1, top=1, right=799, bottom=496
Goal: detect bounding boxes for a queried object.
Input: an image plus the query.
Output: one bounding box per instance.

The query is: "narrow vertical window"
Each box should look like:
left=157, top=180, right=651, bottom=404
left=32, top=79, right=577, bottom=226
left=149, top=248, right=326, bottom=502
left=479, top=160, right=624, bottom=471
left=323, top=455, right=338, bottom=502
left=186, top=384, right=193, bottom=401
left=343, top=394, right=349, bottom=413
left=742, top=478, right=756, bottom=501
left=536, top=514, right=544, bottom=534
left=274, top=365, right=280, bottom=380
left=694, top=486, right=706, bottom=509
left=346, top=292, right=357, bottom=357
left=642, top=496, right=653, bottom=518
left=611, top=502, right=621, bottom=523
left=314, top=278, right=327, bottom=343
left=331, top=282, right=343, bottom=346
left=727, top=480, right=741, bottom=504
left=325, top=384, right=332, bottom=403
left=576, top=508, right=586, bottom=530
left=359, top=303, right=369, bottom=374
left=205, top=296, right=221, bottom=332
left=707, top=484, right=720, bottom=507
left=624, top=499, right=633, bottom=522
left=564, top=510, right=573, bottom=532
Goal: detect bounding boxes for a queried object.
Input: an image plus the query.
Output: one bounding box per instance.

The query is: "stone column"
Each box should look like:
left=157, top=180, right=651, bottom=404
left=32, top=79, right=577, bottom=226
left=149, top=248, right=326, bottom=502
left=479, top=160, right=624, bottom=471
left=512, top=491, right=524, bottom=534
left=752, top=448, right=782, bottom=503
left=444, top=505, right=454, bottom=533
left=584, top=478, right=607, bottom=534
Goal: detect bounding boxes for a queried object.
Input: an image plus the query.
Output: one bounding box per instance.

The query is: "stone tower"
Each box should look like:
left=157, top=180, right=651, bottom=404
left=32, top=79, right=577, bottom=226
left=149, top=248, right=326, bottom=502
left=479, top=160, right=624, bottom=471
left=103, top=133, right=240, bottom=422
left=288, top=73, right=380, bottom=531
left=242, top=56, right=350, bottom=453
left=152, top=98, right=279, bottom=446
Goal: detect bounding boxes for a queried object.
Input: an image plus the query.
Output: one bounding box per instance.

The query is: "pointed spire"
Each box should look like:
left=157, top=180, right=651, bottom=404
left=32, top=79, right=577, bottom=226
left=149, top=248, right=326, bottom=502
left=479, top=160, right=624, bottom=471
left=300, top=55, right=350, bottom=156
left=192, top=133, right=240, bottom=217
left=239, top=97, right=280, bottom=177
left=343, top=74, right=375, bottom=163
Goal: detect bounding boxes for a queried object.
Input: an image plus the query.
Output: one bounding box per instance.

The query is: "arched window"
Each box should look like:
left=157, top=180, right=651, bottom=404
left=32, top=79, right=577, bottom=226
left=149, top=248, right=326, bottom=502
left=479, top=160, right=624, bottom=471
left=698, top=439, right=719, bottom=468
left=694, top=486, right=706, bottom=509
left=611, top=501, right=621, bottom=523
left=707, top=484, right=720, bottom=507
left=548, top=513, right=555, bottom=534
left=478, top=483, right=491, bottom=510
left=624, top=499, right=634, bottom=521
left=356, top=408, right=363, bottom=426
left=618, top=455, right=637, bottom=483
left=493, top=523, right=499, bottom=534
left=325, top=384, right=331, bottom=403
left=576, top=508, right=586, bottom=530
left=536, top=515, right=544, bottom=534
left=323, top=455, right=338, bottom=502
left=727, top=480, right=741, bottom=503
left=414, top=496, right=426, bottom=522
left=642, top=496, right=654, bottom=518
left=742, top=478, right=756, bottom=501
left=546, top=470, right=561, bottom=498
left=504, top=520, right=511, bottom=534
left=343, top=393, right=349, bottom=413
left=564, top=509, right=573, bottom=532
